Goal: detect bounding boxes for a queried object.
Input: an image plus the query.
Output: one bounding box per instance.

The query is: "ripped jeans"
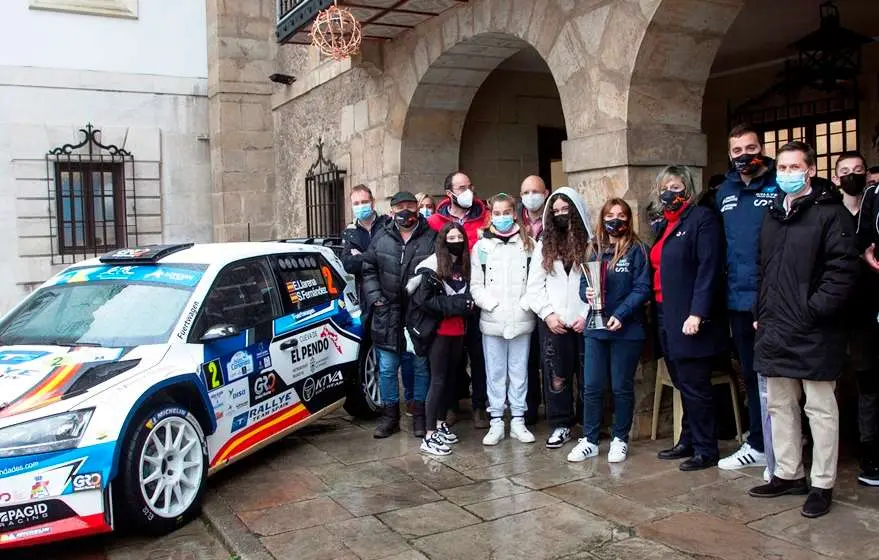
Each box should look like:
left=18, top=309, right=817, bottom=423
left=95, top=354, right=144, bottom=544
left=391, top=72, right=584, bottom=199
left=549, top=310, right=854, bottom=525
left=537, top=321, right=581, bottom=429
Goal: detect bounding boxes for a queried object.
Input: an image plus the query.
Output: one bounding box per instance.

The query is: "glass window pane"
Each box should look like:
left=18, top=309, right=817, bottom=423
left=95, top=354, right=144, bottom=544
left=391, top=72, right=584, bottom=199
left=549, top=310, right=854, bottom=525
left=847, top=119, right=857, bottom=131
left=104, top=198, right=115, bottom=221
left=764, top=131, right=776, bottom=143
left=794, top=127, right=805, bottom=141
left=830, top=121, right=843, bottom=134
left=765, top=145, right=776, bottom=159
left=846, top=131, right=857, bottom=150
left=816, top=135, right=828, bottom=155
left=779, top=130, right=789, bottom=142
left=830, top=133, right=843, bottom=153
left=816, top=123, right=827, bottom=135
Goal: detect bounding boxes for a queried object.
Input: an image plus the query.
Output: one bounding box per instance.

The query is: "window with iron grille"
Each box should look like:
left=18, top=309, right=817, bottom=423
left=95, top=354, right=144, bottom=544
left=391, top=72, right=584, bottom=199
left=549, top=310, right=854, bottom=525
left=46, top=124, right=138, bottom=264
left=304, top=139, right=346, bottom=237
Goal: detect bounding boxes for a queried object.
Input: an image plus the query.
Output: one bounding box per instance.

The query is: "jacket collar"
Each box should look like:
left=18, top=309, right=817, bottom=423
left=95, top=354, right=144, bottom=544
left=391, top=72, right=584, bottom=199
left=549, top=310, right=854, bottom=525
left=768, top=178, right=841, bottom=223
left=435, top=197, right=487, bottom=223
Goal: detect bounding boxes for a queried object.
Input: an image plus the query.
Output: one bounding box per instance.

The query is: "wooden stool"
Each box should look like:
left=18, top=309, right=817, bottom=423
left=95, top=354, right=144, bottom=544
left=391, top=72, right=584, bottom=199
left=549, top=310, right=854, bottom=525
left=650, top=358, right=743, bottom=444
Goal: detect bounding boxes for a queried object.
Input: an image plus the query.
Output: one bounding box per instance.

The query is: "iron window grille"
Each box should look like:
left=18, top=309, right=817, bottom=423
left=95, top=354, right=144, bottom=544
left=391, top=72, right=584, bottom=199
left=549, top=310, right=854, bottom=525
left=304, top=139, right=346, bottom=237
left=45, top=124, right=138, bottom=264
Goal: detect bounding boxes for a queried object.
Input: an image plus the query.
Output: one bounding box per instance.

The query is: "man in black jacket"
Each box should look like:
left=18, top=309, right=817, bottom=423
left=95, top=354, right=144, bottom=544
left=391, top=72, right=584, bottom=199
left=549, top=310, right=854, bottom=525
left=749, top=141, right=859, bottom=519
left=361, top=191, right=437, bottom=438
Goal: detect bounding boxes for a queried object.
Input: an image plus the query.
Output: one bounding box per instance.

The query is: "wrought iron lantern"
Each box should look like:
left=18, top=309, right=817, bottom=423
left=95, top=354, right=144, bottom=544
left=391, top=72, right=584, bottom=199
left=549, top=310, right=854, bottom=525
left=310, top=0, right=362, bottom=61
left=789, top=1, right=873, bottom=91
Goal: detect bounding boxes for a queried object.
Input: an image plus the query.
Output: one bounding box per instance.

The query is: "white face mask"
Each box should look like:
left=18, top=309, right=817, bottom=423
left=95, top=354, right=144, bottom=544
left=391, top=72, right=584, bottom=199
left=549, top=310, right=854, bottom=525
left=454, top=189, right=474, bottom=209
left=521, top=193, right=546, bottom=212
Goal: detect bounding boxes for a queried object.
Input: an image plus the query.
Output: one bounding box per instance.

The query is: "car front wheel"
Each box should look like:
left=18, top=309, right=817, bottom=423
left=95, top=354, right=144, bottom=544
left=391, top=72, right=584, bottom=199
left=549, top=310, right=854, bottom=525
left=117, top=403, right=208, bottom=535
left=343, top=343, right=381, bottom=418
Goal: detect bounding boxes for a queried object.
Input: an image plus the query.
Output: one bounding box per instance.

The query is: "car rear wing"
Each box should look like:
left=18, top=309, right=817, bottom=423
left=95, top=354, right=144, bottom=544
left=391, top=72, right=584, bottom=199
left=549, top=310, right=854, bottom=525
left=276, top=237, right=344, bottom=258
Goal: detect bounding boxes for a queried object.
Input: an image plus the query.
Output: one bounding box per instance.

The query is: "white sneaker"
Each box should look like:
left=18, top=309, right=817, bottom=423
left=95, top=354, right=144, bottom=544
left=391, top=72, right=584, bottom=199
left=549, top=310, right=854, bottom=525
left=421, top=433, right=450, bottom=456
left=718, top=442, right=767, bottom=470
left=509, top=417, right=535, bottom=443
left=567, top=438, right=599, bottom=462
left=436, top=422, right=459, bottom=445
left=482, top=419, right=505, bottom=446
left=607, top=437, right=628, bottom=463
left=546, top=427, right=572, bottom=449
left=762, top=467, right=771, bottom=482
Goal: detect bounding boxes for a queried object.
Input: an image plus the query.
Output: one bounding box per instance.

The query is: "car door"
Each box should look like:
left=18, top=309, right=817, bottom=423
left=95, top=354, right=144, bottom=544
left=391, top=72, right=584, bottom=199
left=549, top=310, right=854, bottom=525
left=269, top=251, right=360, bottom=415
left=189, top=257, right=308, bottom=470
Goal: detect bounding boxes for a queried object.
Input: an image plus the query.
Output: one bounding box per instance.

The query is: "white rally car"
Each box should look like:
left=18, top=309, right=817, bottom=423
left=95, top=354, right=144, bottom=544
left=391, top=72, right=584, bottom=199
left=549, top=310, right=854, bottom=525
left=0, top=242, right=380, bottom=548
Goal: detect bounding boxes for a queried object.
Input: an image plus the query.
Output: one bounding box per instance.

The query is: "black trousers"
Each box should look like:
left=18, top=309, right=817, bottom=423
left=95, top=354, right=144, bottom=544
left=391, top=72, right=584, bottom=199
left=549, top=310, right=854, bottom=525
left=526, top=328, right=542, bottom=422
left=657, top=306, right=719, bottom=458
left=729, top=310, right=763, bottom=452
left=537, top=321, right=580, bottom=429
left=428, top=335, right=464, bottom=429
left=459, top=311, right=487, bottom=410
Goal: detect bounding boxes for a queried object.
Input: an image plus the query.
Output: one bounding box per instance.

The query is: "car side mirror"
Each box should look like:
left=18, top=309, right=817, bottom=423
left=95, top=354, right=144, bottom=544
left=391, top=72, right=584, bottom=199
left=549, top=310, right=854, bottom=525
left=200, top=324, right=240, bottom=342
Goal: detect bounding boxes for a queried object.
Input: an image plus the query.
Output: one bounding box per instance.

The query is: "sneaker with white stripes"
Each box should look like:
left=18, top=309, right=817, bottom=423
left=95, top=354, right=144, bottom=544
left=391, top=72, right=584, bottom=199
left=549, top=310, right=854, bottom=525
left=436, top=422, right=459, bottom=445
left=421, top=432, right=451, bottom=456
left=718, top=442, right=767, bottom=470
left=567, top=438, right=599, bottom=462
left=607, top=437, right=628, bottom=463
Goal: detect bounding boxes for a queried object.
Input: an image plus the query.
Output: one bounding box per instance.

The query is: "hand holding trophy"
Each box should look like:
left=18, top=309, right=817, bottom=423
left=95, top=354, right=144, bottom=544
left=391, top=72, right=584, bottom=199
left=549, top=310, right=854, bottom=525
left=580, top=261, right=608, bottom=330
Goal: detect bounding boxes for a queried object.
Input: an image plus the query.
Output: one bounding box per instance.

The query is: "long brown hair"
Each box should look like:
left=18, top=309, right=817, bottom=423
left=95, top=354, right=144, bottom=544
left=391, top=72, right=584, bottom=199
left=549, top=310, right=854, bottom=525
left=541, top=194, right=589, bottom=272
left=589, top=198, right=642, bottom=267
left=435, top=222, right=470, bottom=282
left=486, top=193, right=533, bottom=252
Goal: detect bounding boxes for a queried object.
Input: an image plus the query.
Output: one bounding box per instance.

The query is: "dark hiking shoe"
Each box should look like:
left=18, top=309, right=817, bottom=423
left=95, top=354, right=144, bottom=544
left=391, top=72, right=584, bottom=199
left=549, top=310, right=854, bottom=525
left=749, top=476, right=809, bottom=498
left=802, top=488, right=833, bottom=518
left=374, top=404, right=400, bottom=439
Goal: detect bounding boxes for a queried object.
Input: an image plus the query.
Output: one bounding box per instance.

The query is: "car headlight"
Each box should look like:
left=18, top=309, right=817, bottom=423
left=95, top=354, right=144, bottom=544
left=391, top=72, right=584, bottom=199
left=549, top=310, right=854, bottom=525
left=0, top=409, right=94, bottom=458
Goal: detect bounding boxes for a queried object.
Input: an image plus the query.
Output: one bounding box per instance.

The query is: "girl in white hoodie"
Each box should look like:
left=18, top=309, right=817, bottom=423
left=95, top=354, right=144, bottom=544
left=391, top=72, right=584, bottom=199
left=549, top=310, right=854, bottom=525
left=526, top=187, right=592, bottom=449
left=471, top=193, right=537, bottom=445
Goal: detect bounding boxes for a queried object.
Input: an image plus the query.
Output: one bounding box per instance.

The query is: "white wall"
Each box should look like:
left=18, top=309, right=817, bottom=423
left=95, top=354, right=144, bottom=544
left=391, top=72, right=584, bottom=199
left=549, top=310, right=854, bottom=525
left=0, top=0, right=207, bottom=78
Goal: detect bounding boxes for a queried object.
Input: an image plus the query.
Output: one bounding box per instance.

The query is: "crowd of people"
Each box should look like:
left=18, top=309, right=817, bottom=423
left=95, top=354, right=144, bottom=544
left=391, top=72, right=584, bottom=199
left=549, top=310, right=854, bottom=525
left=341, top=124, right=879, bottom=519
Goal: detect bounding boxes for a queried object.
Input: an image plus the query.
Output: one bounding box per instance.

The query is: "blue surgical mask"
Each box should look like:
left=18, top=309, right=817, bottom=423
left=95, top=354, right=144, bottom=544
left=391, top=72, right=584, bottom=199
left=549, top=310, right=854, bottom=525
left=492, top=215, right=515, bottom=232
left=419, top=208, right=433, bottom=218
left=776, top=171, right=808, bottom=195
left=353, top=203, right=374, bottom=221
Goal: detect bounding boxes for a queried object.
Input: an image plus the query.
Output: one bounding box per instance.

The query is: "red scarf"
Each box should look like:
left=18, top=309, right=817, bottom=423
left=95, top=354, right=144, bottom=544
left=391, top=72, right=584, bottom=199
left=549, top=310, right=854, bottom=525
left=650, top=203, right=689, bottom=303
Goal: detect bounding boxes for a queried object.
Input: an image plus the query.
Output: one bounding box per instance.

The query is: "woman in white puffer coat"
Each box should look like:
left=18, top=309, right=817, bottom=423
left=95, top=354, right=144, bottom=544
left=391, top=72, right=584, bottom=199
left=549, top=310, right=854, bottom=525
left=471, top=193, right=537, bottom=446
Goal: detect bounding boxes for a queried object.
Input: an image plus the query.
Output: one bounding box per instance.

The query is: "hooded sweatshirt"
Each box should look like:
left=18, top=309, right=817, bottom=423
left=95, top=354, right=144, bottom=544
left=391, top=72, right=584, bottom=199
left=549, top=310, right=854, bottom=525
left=526, top=187, right=594, bottom=326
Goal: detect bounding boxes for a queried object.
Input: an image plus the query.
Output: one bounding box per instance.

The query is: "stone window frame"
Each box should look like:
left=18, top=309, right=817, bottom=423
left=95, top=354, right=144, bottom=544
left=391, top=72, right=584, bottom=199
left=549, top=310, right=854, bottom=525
left=29, top=0, right=138, bottom=19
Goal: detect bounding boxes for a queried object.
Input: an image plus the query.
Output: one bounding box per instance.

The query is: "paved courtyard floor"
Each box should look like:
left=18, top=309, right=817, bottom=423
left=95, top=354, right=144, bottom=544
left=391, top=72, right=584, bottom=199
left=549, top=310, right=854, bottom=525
left=16, top=410, right=879, bottom=559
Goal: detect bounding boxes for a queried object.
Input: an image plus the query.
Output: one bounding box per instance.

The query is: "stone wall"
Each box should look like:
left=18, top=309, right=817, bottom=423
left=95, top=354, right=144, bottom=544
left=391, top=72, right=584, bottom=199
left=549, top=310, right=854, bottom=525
left=460, top=68, right=564, bottom=199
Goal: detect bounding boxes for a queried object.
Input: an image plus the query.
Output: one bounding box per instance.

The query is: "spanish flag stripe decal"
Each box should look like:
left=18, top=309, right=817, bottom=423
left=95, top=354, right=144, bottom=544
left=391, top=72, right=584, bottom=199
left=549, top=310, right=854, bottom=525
left=0, top=364, right=79, bottom=417
left=212, top=403, right=309, bottom=466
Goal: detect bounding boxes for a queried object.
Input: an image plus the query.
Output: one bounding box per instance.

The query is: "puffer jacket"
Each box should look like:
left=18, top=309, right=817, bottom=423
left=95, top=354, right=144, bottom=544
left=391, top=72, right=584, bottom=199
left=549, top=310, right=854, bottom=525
left=405, top=254, right=475, bottom=355
left=470, top=230, right=536, bottom=339
left=361, top=218, right=436, bottom=352
left=526, top=187, right=592, bottom=326
left=754, top=183, right=859, bottom=381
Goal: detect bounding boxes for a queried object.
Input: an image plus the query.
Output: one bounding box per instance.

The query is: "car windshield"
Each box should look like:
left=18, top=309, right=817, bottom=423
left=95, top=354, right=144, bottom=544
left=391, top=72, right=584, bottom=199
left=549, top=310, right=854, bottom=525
left=0, top=264, right=206, bottom=347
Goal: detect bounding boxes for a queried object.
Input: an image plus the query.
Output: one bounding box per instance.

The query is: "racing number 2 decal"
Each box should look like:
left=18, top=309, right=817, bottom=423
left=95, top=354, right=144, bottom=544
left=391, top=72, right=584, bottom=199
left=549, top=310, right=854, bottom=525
left=202, top=359, right=223, bottom=389
left=320, top=265, right=339, bottom=296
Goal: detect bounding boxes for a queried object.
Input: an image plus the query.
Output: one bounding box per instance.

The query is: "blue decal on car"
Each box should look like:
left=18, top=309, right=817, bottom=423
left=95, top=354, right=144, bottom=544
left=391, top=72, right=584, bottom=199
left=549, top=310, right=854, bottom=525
left=47, top=266, right=203, bottom=288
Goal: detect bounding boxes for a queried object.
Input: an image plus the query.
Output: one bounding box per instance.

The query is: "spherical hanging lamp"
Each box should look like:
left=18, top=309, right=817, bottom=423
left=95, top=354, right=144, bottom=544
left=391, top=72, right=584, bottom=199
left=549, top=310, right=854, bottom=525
left=310, top=1, right=362, bottom=61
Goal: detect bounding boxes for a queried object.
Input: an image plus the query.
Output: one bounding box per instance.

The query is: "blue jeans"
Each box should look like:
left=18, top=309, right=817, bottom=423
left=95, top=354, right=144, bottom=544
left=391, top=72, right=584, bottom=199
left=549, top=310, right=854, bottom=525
left=377, top=349, right=428, bottom=405
left=583, top=337, right=644, bottom=444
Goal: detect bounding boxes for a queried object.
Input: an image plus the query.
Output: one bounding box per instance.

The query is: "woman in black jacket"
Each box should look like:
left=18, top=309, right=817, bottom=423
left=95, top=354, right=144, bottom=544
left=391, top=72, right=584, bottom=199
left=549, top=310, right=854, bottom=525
left=407, top=223, right=476, bottom=456
left=649, top=165, right=727, bottom=471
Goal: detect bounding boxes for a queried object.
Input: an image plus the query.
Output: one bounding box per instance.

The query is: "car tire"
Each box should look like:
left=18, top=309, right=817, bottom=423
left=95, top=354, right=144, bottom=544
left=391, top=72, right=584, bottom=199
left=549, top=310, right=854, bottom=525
left=343, top=343, right=381, bottom=419
left=116, top=402, right=208, bottom=535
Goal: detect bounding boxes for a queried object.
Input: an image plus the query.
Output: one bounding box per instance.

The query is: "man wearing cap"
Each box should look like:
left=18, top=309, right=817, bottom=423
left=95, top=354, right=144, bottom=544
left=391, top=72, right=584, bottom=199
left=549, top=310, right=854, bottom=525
left=362, top=191, right=437, bottom=438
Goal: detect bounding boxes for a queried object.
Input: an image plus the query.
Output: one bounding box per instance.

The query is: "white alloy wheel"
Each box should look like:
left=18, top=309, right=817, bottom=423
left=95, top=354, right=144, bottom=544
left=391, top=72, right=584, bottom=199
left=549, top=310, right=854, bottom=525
left=138, top=415, right=204, bottom=518
left=363, top=345, right=381, bottom=407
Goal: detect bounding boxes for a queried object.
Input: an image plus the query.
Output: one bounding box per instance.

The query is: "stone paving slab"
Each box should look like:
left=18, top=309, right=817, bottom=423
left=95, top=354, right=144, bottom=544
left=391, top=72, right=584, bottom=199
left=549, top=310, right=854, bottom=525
left=463, top=490, right=561, bottom=521
left=378, top=500, right=482, bottom=538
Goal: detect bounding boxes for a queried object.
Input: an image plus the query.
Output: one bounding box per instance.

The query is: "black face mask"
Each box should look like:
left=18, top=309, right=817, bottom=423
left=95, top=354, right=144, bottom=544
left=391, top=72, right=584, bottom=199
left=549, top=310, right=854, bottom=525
left=552, top=213, right=570, bottom=231
left=840, top=173, right=867, bottom=197
left=732, top=153, right=764, bottom=175
left=604, top=218, right=628, bottom=237
left=659, top=190, right=687, bottom=212
left=394, top=209, right=418, bottom=230
left=446, top=241, right=465, bottom=257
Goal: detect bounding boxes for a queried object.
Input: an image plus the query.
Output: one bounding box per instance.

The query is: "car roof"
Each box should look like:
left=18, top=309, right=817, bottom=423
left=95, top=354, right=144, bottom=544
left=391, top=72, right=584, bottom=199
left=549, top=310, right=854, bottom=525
left=71, top=242, right=323, bottom=268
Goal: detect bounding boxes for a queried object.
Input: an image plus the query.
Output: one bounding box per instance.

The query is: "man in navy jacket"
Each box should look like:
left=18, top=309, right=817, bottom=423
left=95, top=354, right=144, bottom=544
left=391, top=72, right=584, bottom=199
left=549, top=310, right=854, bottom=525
left=715, top=124, right=777, bottom=473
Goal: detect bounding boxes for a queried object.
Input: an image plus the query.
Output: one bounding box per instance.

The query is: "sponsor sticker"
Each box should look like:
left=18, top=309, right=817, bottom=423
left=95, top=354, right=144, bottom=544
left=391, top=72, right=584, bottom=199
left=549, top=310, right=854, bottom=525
left=0, top=501, right=77, bottom=531
left=248, top=392, right=294, bottom=423
left=227, top=351, right=254, bottom=381
left=71, top=472, right=102, bottom=492
left=0, top=351, right=49, bottom=365
left=0, top=526, right=52, bottom=543
left=231, top=412, right=249, bottom=433
left=178, top=300, right=201, bottom=340
left=29, top=477, right=49, bottom=500
left=302, top=371, right=344, bottom=402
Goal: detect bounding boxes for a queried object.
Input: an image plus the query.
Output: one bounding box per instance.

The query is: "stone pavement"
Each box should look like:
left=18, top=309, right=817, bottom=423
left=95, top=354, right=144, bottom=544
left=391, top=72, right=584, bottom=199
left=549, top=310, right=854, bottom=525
left=19, top=410, right=879, bottom=559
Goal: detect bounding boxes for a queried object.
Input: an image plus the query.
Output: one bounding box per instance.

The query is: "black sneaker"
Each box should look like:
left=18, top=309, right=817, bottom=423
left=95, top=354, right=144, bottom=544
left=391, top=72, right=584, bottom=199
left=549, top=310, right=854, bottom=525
left=859, top=447, right=879, bottom=487
left=749, top=476, right=809, bottom=498
left=802, top=488, right=832, bottom=518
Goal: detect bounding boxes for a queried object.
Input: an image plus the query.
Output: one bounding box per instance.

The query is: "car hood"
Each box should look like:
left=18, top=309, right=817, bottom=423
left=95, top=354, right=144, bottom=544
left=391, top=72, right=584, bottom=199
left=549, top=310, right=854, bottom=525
left=0, top=345, right=161, bottom=419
